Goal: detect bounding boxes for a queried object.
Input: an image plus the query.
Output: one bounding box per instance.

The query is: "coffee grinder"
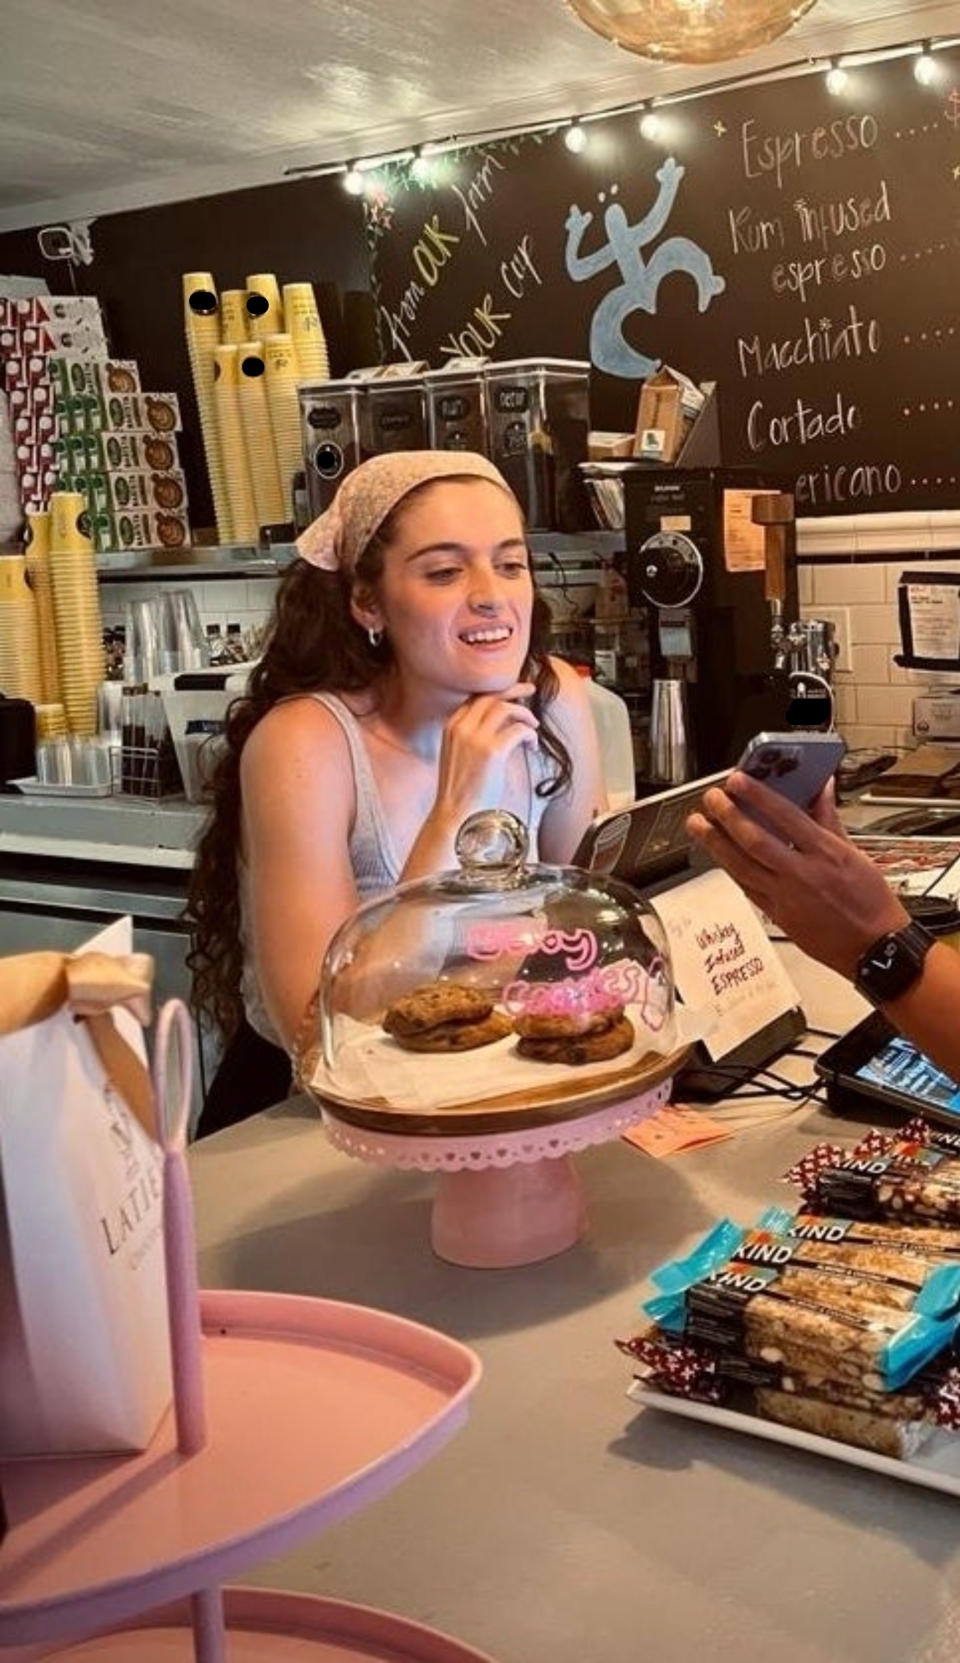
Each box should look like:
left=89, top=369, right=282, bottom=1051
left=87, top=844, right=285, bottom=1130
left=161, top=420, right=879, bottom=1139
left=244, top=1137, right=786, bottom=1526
left=624, top=467, right=801, bottom=783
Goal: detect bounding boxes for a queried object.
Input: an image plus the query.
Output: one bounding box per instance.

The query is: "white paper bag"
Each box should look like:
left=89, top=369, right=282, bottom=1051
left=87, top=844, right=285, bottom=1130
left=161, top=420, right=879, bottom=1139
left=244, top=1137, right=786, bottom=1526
left=0, top=919, right=172, bottom=1457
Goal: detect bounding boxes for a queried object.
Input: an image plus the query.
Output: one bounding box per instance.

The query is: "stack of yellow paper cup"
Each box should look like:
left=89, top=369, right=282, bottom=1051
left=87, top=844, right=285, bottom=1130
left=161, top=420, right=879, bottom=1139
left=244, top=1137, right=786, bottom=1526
left=220, top=289, right=249, bottom=346
left=182, top=272, right=233, bottom=544
left=263, top=333, right=303, bottom=519
left=48, top=492, right=104, bottom=737
left=24, top=509, right=61, bottom=702
left=283, top=282, right=330, bottom=381
left=213, top=346, right=259, bottom=544
left=0, top=553, right=43, bottom=703
left=245, top=273, right=284, bottom=338
left=237, top=343, right=286, bottom=528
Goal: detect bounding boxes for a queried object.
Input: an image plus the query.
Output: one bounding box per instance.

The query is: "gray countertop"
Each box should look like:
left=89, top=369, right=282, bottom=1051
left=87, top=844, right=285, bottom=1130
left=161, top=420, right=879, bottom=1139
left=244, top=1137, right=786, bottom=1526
left=187, top=947, right=960, bottom=1663
left=0, top=792, right=206, bottom=867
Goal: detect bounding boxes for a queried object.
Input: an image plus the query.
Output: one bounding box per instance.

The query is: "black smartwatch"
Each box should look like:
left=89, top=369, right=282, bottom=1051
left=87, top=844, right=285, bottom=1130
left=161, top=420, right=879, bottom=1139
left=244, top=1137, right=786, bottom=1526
left=854, top=921, right=936, bottom=1007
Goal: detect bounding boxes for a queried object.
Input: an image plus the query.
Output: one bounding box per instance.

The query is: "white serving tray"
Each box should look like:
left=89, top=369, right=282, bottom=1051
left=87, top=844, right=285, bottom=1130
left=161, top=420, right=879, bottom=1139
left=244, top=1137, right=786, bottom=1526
left=7, top=776, right=112, bottom=799
left=627, top=1381, right=960, bottom=1498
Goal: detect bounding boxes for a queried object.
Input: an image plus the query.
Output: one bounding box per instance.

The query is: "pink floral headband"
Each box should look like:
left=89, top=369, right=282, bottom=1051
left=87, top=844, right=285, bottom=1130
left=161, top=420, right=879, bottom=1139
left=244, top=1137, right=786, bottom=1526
left=295, top=450, right=515, bottom=575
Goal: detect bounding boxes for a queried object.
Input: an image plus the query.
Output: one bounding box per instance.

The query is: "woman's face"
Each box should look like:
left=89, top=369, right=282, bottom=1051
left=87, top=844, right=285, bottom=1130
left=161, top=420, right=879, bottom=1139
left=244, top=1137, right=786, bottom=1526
left=360, top=479, right=534, bottom=697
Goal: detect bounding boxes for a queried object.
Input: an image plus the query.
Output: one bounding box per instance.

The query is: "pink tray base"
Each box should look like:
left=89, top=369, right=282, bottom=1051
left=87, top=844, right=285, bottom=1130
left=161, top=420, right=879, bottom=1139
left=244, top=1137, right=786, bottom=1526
left=0, top=1292, right=480, bottom=1650
left=3, top=1588, right=499, bottom=1663
left=323, top=1080, right=672, bottom=1268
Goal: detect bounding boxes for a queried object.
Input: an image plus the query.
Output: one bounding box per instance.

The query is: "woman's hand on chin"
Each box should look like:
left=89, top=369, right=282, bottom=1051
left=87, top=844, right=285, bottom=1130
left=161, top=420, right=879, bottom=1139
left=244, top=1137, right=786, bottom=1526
left=433, top=682, right=539, bottom=822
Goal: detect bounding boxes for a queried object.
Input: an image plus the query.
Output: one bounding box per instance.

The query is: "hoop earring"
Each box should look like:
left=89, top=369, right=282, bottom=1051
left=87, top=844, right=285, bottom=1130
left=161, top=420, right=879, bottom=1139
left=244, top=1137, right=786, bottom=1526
left=367, top=626, right=384, bottom=648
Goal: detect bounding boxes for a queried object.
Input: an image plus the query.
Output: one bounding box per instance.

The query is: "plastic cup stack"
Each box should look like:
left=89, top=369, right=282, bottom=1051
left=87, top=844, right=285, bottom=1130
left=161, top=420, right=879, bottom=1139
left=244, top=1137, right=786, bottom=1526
left=237, top=342, right=286, bottom=528
left=219, top=289, right=250, bottom=346
left=24, top=509, right=61, bottom=702
left=213, top=346, right=260, bottom=543
left=244, top=273, right=284, bottom=338
left=263, top=333, right=303, bottom=519
left=0, top=552, right=43, bottom=703
left=48, top=491, right=105, bottom=736
left=182, top=272, right=233, bottom=544
left=283, top=282, right=330, bottom=381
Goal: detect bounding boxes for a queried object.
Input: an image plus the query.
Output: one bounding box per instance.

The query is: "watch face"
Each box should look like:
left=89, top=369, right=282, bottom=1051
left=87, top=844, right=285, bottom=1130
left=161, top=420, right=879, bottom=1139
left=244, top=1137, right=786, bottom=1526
left=857, top=925, right=933, bottom=1004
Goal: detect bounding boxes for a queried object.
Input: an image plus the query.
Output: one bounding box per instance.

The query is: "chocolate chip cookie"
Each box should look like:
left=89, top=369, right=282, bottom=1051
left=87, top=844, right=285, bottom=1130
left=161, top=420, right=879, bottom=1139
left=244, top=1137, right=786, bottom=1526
left=514, top=1007, right=622, bottom=1041
left=383, top=982, right=493, bottom=1038
left=516, top=1013, right=635, bottom=1066
left=389, top=1011, right=513, bottom=1053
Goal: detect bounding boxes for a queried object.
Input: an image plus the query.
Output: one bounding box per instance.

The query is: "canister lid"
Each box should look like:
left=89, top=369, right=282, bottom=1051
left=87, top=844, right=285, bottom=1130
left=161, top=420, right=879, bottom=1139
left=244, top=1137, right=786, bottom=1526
left=484, top=358, right=590, bottom=375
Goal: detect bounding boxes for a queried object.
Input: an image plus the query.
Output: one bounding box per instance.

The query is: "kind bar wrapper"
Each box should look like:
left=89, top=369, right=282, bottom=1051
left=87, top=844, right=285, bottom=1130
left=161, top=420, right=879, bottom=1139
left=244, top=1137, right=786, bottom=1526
left=652, top=1212, right=960, bottom=1319
left=789, top=1119, right=960, bottom=1228
left=618, top=1326, right=960, bottom=1446
left=644, top=1244, right=959, bottom=1391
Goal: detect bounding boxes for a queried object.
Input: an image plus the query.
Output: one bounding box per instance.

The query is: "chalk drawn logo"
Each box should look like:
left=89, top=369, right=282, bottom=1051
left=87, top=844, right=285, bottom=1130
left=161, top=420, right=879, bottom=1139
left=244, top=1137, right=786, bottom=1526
left=564, top=158, right=726, bottom=380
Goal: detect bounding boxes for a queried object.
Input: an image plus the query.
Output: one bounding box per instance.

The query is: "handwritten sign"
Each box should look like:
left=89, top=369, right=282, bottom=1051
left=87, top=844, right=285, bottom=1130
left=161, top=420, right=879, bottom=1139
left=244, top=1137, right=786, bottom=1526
left=649, top=869, right=800, bottom=1062
left=366, top=48, right=960, bottom=514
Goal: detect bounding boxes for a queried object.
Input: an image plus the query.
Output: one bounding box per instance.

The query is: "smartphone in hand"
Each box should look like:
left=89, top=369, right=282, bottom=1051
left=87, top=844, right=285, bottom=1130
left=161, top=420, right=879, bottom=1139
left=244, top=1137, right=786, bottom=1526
left=734, top=731, right=847, bottom=823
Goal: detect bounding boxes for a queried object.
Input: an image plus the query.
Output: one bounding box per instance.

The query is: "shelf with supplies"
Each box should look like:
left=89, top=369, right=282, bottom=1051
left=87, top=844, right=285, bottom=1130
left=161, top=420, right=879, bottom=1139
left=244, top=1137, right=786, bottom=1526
left=94, top=543, right=298, bottom=581
left=93, top=532, right=624, bottom=583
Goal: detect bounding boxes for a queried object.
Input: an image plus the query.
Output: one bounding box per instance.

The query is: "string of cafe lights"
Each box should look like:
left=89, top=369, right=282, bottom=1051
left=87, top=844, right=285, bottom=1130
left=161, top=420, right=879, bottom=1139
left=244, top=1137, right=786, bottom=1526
left=283, top=32, right=960, bottom=192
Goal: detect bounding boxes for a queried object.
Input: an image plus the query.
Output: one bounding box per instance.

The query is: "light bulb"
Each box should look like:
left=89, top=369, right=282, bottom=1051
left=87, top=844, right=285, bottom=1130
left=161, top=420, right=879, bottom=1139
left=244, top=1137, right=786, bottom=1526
left=343, top=165, right=365, bottom=196
left=914, top=51, right=938, bottom=86
left=639, top=110, right=662, bottom=141
left=565, top=122, right=587, bottom=154
left=411, top=152, right=431, bottom=182
left=825, top=63, right=848, bottom=96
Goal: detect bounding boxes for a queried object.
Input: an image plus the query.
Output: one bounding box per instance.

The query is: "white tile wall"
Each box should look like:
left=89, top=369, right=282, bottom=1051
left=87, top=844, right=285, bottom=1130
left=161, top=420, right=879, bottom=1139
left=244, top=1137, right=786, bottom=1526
left=797, top=510, right=960, bottom=755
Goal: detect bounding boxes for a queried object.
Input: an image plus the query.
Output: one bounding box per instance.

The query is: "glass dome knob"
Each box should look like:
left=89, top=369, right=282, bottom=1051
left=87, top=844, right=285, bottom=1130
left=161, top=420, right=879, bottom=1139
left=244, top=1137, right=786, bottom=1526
left=454, top=810, right=529, bottom=879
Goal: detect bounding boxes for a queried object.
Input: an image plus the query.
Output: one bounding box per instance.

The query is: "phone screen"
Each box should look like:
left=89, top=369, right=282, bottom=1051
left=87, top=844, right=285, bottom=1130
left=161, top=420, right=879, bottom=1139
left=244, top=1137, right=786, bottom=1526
left=855, top=1034, right=960, bottom=1121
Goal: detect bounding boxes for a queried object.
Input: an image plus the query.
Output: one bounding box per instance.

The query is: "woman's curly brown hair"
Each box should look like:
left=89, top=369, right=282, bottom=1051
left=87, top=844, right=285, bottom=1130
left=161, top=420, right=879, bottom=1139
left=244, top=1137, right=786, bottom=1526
left=184, top=482, right=572, bottom=1042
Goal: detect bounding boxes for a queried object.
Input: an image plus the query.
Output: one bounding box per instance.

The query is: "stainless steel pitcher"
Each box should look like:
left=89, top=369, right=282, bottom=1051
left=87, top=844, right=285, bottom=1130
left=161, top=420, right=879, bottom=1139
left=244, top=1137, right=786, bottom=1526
left=649, top=677, right=692, bottom=784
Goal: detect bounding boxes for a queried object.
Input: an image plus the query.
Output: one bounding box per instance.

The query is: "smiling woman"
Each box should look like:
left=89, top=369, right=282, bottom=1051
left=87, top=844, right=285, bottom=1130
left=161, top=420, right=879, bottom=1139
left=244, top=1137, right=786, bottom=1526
left=185, top=450, right=605, bottom=1134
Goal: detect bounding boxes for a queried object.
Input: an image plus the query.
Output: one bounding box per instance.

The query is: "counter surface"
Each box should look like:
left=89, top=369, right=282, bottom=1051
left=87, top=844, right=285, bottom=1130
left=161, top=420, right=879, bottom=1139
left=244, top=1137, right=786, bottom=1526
left=188, top=947, right=960, bottom=1663
left=0, top=793, right=204, bottom=867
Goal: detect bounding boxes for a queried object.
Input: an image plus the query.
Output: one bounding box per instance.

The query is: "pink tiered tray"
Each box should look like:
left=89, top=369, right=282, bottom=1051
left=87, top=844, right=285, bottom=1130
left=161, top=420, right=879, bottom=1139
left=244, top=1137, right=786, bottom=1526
left=0, top=1001, right=489, bottom=1663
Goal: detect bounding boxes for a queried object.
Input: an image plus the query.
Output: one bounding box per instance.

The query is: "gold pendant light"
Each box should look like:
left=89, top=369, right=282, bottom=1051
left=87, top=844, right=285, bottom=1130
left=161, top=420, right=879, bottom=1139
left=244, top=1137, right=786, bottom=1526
left=565, top=1, right=820, bottom=66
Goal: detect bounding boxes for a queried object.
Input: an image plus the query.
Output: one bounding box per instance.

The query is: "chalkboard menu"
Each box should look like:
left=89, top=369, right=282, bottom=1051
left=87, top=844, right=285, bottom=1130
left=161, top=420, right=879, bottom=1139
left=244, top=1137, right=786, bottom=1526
left=367, top=50, right=960, bottom=516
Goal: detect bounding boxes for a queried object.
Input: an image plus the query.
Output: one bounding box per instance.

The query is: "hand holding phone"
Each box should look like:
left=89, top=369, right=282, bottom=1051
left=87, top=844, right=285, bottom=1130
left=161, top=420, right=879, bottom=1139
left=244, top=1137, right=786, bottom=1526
left=733, top=731, right=846, bottom=832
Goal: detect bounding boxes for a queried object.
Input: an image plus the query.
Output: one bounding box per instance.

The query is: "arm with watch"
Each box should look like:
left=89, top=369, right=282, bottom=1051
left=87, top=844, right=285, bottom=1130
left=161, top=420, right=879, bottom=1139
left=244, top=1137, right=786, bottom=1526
left=686, top=767, right=960, bottom=1084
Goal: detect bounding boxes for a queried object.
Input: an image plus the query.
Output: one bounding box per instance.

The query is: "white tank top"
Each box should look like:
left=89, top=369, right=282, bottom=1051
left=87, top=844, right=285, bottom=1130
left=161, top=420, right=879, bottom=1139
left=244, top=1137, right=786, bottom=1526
left=240, top=693, right=556, bottom=1046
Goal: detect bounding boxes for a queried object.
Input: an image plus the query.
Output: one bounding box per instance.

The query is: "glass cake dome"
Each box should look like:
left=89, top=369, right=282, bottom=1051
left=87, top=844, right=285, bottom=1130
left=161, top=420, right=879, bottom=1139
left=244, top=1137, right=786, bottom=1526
left=312, top=810, right=679, bottom=1127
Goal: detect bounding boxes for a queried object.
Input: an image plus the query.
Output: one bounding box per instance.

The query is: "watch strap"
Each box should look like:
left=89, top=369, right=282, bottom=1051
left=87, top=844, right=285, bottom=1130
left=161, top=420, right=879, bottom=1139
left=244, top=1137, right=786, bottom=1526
left=854, top=920, right=935, bottom=1006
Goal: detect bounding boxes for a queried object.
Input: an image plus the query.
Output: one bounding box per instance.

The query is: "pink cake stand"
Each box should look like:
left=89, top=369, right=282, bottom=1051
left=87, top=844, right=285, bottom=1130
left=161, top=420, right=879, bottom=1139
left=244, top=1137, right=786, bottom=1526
left=0, top=1001, right=490, bottom=1663
left=321, top=1074, right=675, bottom=1268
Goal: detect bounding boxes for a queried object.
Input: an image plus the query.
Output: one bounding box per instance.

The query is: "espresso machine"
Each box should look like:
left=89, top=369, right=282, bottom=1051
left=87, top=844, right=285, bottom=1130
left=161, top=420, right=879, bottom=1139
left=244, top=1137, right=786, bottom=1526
left=623, top=467, right=812, bottom=784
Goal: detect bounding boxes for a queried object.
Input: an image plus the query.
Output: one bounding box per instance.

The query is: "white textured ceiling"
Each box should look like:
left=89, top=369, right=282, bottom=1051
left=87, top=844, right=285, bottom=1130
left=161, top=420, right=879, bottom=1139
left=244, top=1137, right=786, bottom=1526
left=1, top=0, right=958, bottom=231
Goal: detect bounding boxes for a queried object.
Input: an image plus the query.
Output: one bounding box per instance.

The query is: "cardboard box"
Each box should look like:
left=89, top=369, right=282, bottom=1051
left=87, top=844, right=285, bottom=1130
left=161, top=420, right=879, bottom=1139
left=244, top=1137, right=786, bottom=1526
left=94, top=506, right=191, bottom=553
left=632, top=366, right=707, bottom=464
left=588, top=431, right=635, bottom=460
left=100, top=392, right=182, bottom=434
left=92, top=430, right=180, bottom=471
left=109, top=468, right=188, bottom=513
left=633, top=372, right=689, bottom=463
left=49, top=357, right=140, bottom=399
